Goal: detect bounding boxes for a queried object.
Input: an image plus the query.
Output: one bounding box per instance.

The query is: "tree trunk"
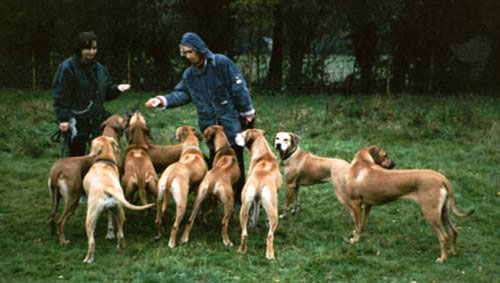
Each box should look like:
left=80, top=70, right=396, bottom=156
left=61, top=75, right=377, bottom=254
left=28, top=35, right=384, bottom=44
left=265, top=3, right=284, bottom=90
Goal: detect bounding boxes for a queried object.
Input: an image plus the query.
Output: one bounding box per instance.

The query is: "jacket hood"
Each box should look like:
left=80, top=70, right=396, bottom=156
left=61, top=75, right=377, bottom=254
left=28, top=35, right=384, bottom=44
left=180, top=32, right=214, bottom=60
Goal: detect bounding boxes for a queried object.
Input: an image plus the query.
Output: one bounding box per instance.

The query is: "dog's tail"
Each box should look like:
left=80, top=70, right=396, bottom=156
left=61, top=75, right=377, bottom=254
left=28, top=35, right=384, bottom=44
left=47, top=171, right=60, bottom=234
left=443, top=180, right=474, bottom=217
left=105, top=186, right=153, bottom=211
left=160, top=173, right=176, bottom=214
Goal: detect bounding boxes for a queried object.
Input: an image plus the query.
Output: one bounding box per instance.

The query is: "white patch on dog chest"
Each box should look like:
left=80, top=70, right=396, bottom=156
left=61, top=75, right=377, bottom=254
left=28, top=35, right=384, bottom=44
left=355, top=169, right=369, bottom=183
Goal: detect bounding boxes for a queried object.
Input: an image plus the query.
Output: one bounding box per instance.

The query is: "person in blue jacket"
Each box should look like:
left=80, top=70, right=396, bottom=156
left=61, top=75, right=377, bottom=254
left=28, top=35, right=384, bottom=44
left=53, top=31, right=130, bottom=156
left=145, top=32, right=256, bottom=207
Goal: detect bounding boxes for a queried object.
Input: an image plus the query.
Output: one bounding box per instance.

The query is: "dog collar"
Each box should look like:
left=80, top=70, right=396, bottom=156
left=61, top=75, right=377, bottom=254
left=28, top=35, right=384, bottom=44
left=183, top=145, right=201, bottom=152
left=215, top=145, right=232, bottom=155
left=95, top=158, right=118, bottom=167
left=281, top=147, right=298, bottom=162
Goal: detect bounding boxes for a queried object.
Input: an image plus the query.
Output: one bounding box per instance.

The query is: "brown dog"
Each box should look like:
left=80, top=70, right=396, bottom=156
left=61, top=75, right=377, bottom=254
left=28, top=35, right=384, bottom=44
left=47, top=114, right=128, bottom=245
left=346, top=146, right=474, bottom=263
left=155, top=126, right=207, bottom=248
left=148, top=143, right=183, bottom=174
left=273, top=132, right=350, bottom=218
left=181, top=125, right=240, bottom=247
left=82, top=136, right=153, bottom=264
left=235, top=129, right=282, bottom=260
left=121, top=112, right=158, bottom=205
left=48, top=154, right=95, bottom=244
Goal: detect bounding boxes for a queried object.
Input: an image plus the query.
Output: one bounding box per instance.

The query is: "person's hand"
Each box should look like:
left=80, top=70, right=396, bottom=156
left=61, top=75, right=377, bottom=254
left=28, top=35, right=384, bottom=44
left=59, top=122, right=69, bottom=132
left=118, top=84, right=131, bottom=92
left=145, top=97, right=163, bottom=108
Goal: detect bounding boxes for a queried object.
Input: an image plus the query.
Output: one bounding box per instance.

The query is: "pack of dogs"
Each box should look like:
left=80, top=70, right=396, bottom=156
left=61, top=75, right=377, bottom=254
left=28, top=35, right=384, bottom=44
left=48, top=112, right=474, bottom=263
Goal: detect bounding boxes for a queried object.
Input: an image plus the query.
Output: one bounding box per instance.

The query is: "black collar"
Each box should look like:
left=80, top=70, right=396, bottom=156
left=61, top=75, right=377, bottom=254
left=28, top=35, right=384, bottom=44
left=280, top=146, right=298, bottom=162
left=95, top=158, right=118, bottom=167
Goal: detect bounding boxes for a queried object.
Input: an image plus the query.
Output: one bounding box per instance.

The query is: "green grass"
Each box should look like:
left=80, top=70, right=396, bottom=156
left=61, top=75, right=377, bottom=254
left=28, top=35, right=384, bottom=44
left=0, top=89, right=498, bottom=282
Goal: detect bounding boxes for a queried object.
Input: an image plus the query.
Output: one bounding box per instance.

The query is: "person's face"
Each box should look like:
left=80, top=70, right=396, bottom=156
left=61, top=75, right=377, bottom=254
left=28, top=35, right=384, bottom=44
left=80, top=40, right=97, bottom=63
left=180, top=45, right=202, bottom=65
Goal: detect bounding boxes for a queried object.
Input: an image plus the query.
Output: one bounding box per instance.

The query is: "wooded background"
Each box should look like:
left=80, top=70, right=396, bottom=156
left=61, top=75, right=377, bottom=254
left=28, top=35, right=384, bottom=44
left=1, top=0, right=499, bottom=95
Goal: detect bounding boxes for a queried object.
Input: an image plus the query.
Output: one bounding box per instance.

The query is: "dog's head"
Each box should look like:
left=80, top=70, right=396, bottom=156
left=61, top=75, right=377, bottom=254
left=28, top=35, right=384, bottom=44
left=273, top=132, right=299, bottom=156
left=100, top=114, right=129, bottom=137
left=89, top=136, right=120, bottom=159
left=126, top=111, right=152, bottom=144
left=176, top=126, right=201, bottom=143
left=203, top=125, right=224, bottom=143
left=235, top=128, right=265, bottom=149
left=368, top=146, right=396, bottom=169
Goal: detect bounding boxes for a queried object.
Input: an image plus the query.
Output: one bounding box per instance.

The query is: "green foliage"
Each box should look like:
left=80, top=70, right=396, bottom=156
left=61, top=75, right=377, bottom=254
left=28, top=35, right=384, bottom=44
left=0, top=89, right=498, bottom=281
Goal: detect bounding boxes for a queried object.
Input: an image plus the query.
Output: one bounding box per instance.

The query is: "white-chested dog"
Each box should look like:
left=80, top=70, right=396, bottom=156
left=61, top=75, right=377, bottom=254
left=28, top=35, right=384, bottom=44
left=82, top=136, right=153, bottom=264
left=273, top=132, right=350, bottom=218
left=236, top=129, right=281, bottom=260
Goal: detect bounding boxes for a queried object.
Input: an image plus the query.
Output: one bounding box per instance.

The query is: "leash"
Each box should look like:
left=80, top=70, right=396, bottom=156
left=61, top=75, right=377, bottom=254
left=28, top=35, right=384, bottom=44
left=51, top=130, right=70, bottom=159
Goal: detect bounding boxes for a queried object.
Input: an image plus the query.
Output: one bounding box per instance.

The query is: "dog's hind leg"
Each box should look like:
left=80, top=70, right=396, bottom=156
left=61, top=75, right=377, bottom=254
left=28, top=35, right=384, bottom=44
left=105, top=210, right=115, bottom=240
left=219, top=183, right=235, bottom=247
left=261, top=186, right=278, bottom=260
left=443, top=199, right=458, bottom=256
left=109, top=206, right=126, bottom=251
left=57, top=195, right=79, bottom=245
left=83, top=205, right=100, bottom=264
left=168, top=179, right=189, bottom=248
left=181, top=182, right=209, bottom=244
left=238, top=185, right=256, bottom=255
left=421, top=194, right=449, bottom=263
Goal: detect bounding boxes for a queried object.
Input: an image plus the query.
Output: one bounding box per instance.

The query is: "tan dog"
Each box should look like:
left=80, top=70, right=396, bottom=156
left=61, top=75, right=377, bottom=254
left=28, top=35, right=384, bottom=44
left=346, top=146, right=474, bottom=263
left=100, top=114, right=129, bottom=143
left=235, top=129, right=282, bottom=260
left=47, top=114, right=127, bottom=245
left=181, top=125, right=240, bottom=246
left=155, top=126, right=207, bottom=248
left=82, top=136, right=153, bottom=264
left=273, top=132, right=350, bottom=218
left=121, top=112, right=158, bottom=205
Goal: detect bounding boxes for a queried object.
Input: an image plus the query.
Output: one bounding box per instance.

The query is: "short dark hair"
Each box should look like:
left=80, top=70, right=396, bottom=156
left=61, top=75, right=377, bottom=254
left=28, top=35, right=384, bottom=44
left=73, top=31, right=97, bottom=56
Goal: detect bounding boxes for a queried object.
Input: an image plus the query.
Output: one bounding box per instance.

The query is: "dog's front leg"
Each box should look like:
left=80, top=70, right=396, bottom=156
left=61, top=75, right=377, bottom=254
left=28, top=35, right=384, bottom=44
left=348, top=199, right=363, bottom=244
left=279, top=182, right=295, bottom=218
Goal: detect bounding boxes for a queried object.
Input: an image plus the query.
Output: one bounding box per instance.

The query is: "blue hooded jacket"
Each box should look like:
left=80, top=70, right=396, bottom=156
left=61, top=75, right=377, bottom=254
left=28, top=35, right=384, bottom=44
left=161, top=32, right=255, bottom=145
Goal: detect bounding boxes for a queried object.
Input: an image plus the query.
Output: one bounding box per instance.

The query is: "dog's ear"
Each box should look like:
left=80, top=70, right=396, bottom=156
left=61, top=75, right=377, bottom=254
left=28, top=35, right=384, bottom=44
left=368, top=146, right=380, bottom=161
left=112, top=139, right=120, bottom=155
left=203, top=126, right=214, bottom=142
left=176, top=126, right=187, bottom=142
left=291, top=133, right=300, bottom=148
left=194, top=129, right=203, bottom=141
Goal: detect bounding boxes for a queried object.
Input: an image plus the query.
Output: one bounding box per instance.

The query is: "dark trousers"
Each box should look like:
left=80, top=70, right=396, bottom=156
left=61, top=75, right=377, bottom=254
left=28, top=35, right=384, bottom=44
left=68, top=139, right=87, bottom=157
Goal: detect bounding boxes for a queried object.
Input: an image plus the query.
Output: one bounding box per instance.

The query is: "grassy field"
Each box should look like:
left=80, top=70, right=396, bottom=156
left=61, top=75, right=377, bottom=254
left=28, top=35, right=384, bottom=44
left=0, top=89, right=498, bottom=282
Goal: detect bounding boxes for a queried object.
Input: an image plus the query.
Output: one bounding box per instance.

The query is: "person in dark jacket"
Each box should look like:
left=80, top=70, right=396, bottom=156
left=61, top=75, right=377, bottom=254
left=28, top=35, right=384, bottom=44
left=145, top=32, right=256, bottom=207
left=53, top=31, right=130, bottom=156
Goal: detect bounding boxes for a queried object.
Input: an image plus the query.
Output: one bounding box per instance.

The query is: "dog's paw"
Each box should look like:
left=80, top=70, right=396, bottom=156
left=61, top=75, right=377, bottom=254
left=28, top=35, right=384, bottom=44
left=279, top=213, right=287, bottom=219
left=168, top=240, right=176, bottom=248
left=223, top=239, right=233, bottom=247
